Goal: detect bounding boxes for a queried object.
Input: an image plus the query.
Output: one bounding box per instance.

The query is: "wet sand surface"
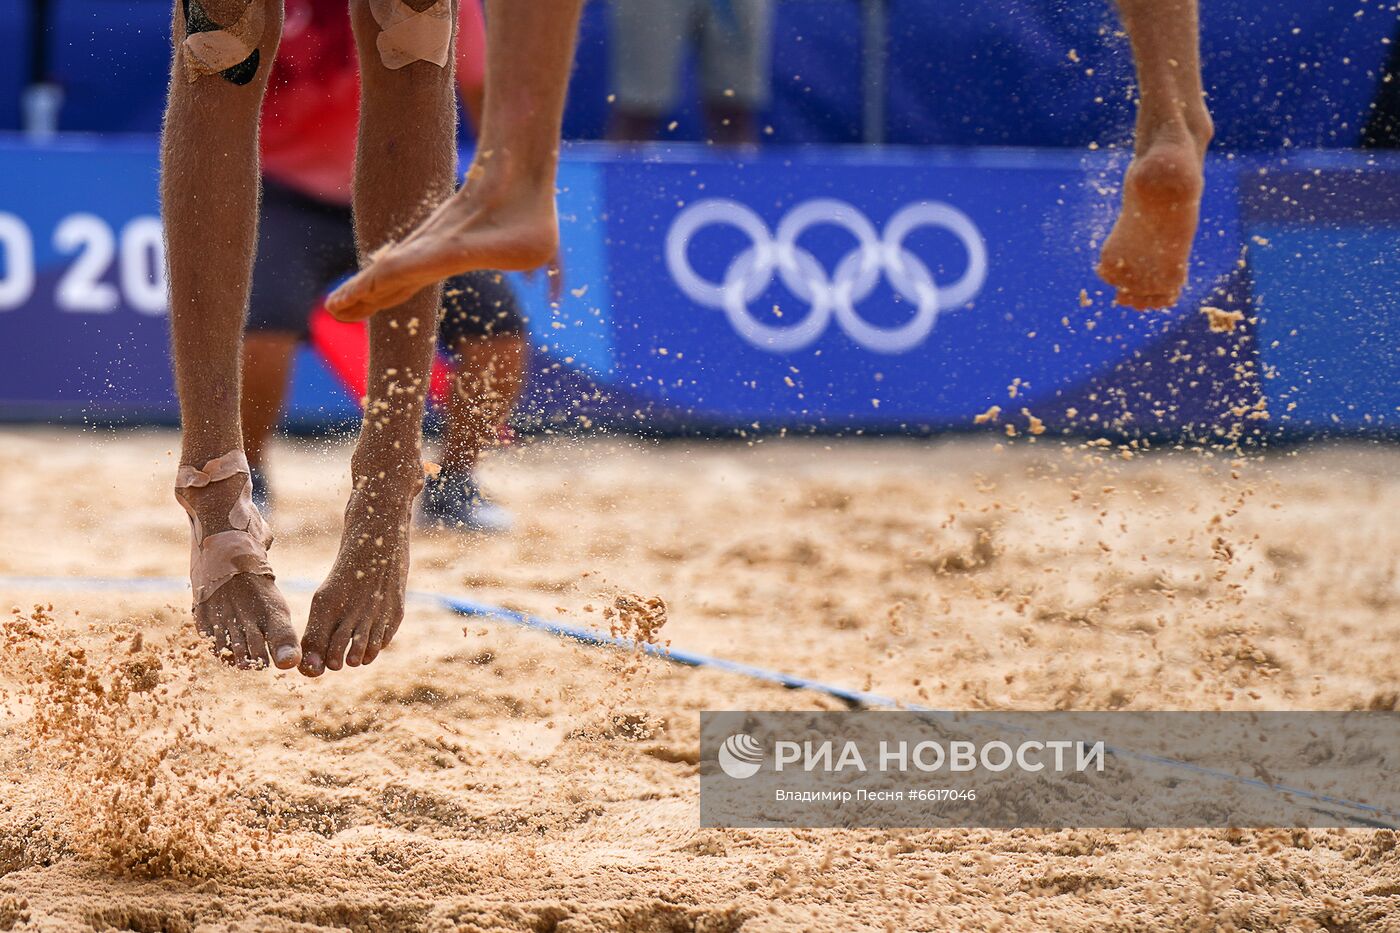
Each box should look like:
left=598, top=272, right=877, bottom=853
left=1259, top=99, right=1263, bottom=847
left=1, top=427, right=1398, bottom=931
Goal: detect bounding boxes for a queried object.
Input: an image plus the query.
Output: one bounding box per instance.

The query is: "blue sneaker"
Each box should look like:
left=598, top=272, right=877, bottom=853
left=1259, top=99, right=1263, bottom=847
left=249, top=465, right=272, bottom=514
left=419, top=472, right=513, bottom=534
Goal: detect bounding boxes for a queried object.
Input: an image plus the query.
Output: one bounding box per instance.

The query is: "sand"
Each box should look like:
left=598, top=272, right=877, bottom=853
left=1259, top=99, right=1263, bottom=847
left=1, top=426, right=1398, bottom=931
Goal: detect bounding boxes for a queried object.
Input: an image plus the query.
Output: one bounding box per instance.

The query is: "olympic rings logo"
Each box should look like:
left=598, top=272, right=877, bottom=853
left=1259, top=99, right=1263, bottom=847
left=665, top=198, right=988, bottom=354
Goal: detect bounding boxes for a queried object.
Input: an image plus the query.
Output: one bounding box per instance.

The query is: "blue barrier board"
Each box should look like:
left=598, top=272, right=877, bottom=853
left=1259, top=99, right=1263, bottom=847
left=0, top=138, right=1394, bottom=434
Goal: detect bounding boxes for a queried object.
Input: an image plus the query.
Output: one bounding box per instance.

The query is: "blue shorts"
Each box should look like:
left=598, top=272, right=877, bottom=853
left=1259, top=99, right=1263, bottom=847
left=247, top=179, right=526, bottom=345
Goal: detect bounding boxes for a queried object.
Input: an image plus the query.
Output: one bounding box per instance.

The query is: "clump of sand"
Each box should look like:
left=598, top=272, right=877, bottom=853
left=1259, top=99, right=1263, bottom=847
left=605, top=593, right=669, bottom=647
left=1201, top=305, right=1246, bottom=333
left=1021, top=408, right=1046, bottom=435
left=0, top=605, right=272, bottom=878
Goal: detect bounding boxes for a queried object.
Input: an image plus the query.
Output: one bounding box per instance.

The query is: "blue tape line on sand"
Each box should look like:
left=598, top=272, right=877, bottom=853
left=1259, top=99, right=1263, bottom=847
left=0, top=574, right=906, bottom=708
left=2, top=572, right=1396, bottom=828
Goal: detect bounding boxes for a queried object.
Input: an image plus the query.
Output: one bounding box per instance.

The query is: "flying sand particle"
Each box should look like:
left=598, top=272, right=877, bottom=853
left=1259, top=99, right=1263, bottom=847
left=1201, top=306, right=1245, bottom=333
left=974, top=405, right=1002, bottom=425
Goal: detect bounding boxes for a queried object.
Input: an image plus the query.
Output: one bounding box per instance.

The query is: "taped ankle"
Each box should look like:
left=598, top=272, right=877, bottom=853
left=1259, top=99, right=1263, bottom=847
left=174, top=450, right=276, bottom=605
left=182, top=0, right=265, bottom=85
left=369, top=0, right=452, bottom=70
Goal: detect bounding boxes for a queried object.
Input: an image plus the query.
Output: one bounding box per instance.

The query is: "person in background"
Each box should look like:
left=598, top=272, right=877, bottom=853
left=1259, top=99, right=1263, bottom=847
left=241, top=0, right=532, bottom=533
left=606, top=0, right=773, bottom=146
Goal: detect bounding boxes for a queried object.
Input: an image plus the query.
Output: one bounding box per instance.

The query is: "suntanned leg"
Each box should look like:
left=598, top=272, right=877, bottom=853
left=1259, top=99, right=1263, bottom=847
left=1097, top=0, right=1214, bottom=309
left=163, top=0, right=299, bottom=670
left=298, top=0, right=458, bottom=677
left=324, top=0, right=585, bottom=322
left=240, top=332, right=298, bottom=471
left=419, top=332, right=524, bottom=531
left=440, top=333, right=526, bottom=475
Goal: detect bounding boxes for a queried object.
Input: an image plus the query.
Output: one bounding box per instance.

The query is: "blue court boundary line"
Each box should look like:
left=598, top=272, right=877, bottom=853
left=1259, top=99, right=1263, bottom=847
left=1, top=572, right=1395, bottom=829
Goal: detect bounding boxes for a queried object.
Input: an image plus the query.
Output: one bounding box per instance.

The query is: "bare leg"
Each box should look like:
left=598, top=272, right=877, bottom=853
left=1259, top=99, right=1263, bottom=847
left=240, top=331, right=298, bottom=470
left=298, top=0, right=457, bottom=677
left=324, top=0, right=584, bottom=321
left=440, top=333, right=526, bottom=475
left=162, top=0, right=298, bottom=669
left=1097, top=0, right=1214, bottom=309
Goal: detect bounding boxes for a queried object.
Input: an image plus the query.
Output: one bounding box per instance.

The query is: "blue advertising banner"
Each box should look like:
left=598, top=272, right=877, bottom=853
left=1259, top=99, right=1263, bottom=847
left=596, top=147, right=1245, bottom=428
left=0, top=137, right=171, bottom=417
left=0, top=136, right=1395, bottom=435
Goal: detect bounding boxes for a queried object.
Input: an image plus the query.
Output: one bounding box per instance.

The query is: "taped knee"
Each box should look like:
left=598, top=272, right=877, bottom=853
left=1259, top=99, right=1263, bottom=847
left=181, top=0, right=268, bottom=85
left=368, top=0, right=452, bottom=70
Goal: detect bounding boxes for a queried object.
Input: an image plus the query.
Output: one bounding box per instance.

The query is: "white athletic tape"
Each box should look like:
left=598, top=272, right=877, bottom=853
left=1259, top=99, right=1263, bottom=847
left=183, top=1, right=266, bottom=80
left=369, top=0, right=453, bottom=70
left=174, top=450, right=275, bottom=604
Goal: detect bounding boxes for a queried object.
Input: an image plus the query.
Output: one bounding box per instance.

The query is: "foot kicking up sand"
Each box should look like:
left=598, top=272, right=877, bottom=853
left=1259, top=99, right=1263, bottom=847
left=1097, top=0, right=1213, bottom=309
left=1098, top=115, right=1212, bottom=309
left=176, top=450, right=300, bottom=670
left=298, top=450, right=420, bottom=676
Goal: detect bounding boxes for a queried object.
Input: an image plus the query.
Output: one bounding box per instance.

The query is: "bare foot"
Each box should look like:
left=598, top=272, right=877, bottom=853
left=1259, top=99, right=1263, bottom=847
left=176, top=454, right=299, bottom=670
left=299, top=462, right=421, bottom=676
left=1097, top=115, right=1212, bottom=309
left=197, top=574, right=298, bottom=670
left=325, top=161, right=558, bottom=323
